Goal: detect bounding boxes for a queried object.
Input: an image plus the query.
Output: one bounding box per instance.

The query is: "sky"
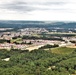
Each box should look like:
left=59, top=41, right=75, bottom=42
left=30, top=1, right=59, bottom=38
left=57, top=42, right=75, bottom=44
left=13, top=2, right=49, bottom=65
left=0, top=0, right=76, bottom=21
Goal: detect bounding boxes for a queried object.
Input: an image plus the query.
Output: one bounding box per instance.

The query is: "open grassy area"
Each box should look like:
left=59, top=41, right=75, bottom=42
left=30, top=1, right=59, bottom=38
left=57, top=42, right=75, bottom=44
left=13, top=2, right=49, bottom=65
left=11, top=38, right=22, bottom=43
left=51, top=47, right=75, bottom=55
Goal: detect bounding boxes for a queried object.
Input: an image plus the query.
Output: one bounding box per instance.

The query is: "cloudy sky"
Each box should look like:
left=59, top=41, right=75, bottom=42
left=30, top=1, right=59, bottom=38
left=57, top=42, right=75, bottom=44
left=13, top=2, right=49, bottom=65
left=0, top=0, right=76, bottom=21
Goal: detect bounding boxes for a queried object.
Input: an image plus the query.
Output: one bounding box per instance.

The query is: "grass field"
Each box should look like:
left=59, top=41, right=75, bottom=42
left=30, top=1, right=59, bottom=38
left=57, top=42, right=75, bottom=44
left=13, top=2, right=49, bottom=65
left=50, top=47, right=75, bottom=55
left=11, top=38, right=22, bottom=43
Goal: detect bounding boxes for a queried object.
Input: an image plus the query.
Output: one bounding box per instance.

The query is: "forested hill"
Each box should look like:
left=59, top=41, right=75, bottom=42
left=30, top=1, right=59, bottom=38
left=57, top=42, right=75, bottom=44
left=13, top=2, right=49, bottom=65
left=0, top=21, right=76, bottom=29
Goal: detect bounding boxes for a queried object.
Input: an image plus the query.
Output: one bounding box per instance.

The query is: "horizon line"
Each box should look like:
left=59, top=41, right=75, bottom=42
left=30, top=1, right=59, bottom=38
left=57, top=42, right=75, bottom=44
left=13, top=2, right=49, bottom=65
left=0, top=20, right=76, bottom=22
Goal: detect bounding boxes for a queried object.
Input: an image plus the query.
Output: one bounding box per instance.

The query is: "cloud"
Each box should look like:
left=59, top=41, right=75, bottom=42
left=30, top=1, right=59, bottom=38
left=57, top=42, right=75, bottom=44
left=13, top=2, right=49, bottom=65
left=0, top=1, right=33, bottom=12
left=42, top=1, right=66, bottom=5
left=0, top=0, right=68, bottom=13
left=0, top=0, right=76, bottom=21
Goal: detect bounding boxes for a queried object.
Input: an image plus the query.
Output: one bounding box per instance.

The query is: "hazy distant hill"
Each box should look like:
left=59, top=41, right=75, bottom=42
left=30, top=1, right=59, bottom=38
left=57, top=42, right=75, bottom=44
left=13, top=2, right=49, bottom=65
left=0, top=21, right=76, bottom=29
